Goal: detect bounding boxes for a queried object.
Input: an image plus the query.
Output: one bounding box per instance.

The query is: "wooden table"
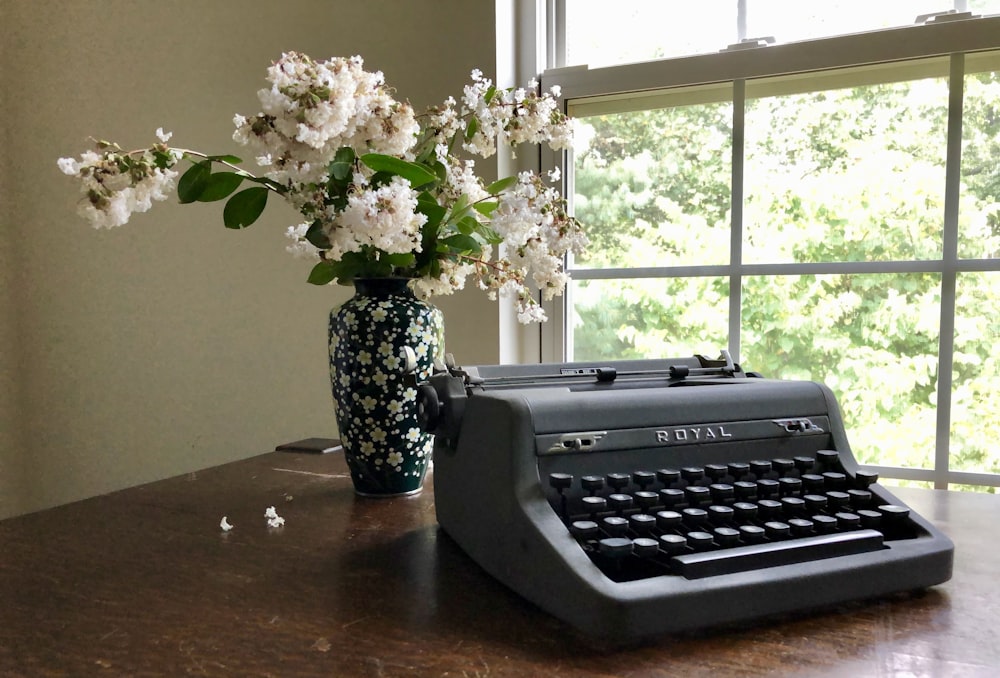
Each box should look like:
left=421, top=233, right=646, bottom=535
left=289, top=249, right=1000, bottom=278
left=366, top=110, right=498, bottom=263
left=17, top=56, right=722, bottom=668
left=1, top=451, right=997, bottom=677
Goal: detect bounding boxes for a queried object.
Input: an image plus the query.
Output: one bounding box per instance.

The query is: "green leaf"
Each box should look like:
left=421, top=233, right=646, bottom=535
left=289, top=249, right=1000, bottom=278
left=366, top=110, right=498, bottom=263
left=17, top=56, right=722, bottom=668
left=455, top=215, right=481, bottom=235
left=329, top=147, right=356, bottom=182
left=177, top=160, right=211, bottom=203
left=441, top=233, right=482, bottom=254
left=359, top=154, right=437, bottom=187
left=222, top=187, right=268, bottom=229
left=473, top=200, right=498, bottom=217
left=416, top=192, right=446, bottom=227
left=486, top=176, right=517, bottom=195
left=196, top=172, right=244, bottom=202
left=305, top=221, right=331, bottom=249
left=483, top=85, right=497, bottom=104
left=307, top=261, right=338, bottom=285
left=382, top=252, right=416, bottom=268
left=464, top=116, right=479, bottom=142
left=206, top=154, right=243, bottom=164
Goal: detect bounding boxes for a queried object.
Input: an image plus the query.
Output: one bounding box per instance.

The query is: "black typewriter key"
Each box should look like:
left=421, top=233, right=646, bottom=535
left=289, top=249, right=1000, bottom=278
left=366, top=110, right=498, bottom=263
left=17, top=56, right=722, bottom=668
left=778, top=477, right=803, bottom=496
left=789, top=517, right=814, bottom=537
left=659, top=488, right=685, bottom=508
left=713, top=526, right=741, bottom=547
left=878, top=504, right=911, bottom=521
left=756, top=479, right=780, bottom=499
left=826, top=491, right=851, bottom=510
left=707, top=504, right=735, bottom=525
left=727, top=462, right=750, bottom=481
left=734, top=481, right=758, bottom=500
left=749, top=460, right=772, bottom=478
left=764, top=521, right=791, bottom=540
left=803, top=494, right=828, bottom=512
left=549, top=473, right=573, bottom=490
left=793, top=456, right=815, bottom=473
left=608, top=493, right=633, bottom=514
left=738, top=524, right=766, bottom=544
left=655, top=510, right=683, bottom=531
left=772, top=458, right=795, bottom=475
left=816, top=449, right=841, bottom=468
left=801, top=473, right=826, bottom=492
left=629, top=513, right=656, bottom=535
left=582, top=495, right=607, bottom=519
left=681, top=466, right=705, bottom=484
left=659, top=533, right=688, bottom=555
left=835, top=512, right=861, bottom=530
left=705, top=464, right=728, bottom=482
left=686, top=531, right=715, bottom=550
left=634, top=490, right=659, bottom=512
left=580, top=475, right=604, bottom=495
left=823, top=471, right=847, bottom=489
left=733, top=501, right=758, bottom=522
left=606, top=473, right=630, bottom=492
left=601, top=516, right=629, bottom=537
left=780, top=496, right=806, bottom=516
left=632, top=470, right=656, bottom=490
left=709, top=483, right=735, bottom=503
left=855, top=470, right=879, bottom=488
left=598, top=537, right=633, bottom=560
left=757, top=499, right=782, bottom=520
left=656, top=468, right=681, bottom=487
left=848, top=489, right=872, bottom=509
left=570, top=520, right=599, bottom=540
left=684, top=485, right=711, bottom=506
left=812, top=514, right=838, bottom=533
left=858, top=509, right=882, bottom=529
left=682, top=507, right=709, bottom=524
left=633, top=537, right=660, bottom=558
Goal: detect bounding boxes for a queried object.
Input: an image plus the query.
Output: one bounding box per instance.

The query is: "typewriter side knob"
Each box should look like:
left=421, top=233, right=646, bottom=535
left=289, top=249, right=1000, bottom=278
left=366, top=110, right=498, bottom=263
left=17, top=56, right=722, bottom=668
left=416, top=371, right=469, bottom=445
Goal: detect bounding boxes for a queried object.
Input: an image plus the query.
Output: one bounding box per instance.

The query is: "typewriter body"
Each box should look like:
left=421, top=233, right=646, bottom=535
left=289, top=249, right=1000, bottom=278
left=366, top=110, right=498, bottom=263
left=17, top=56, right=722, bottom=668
left=418, top=352, right=954, bottom=641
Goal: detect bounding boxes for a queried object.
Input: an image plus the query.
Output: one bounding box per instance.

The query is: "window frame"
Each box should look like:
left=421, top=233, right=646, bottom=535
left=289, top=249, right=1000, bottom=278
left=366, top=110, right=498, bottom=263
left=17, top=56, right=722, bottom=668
left=536, top=5, right=1000, bottom=490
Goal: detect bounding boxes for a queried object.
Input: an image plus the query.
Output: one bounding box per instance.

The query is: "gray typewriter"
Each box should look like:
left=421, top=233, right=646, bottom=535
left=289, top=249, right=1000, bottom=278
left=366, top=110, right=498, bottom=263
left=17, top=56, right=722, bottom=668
left=416, top=351, right=954, bottom=641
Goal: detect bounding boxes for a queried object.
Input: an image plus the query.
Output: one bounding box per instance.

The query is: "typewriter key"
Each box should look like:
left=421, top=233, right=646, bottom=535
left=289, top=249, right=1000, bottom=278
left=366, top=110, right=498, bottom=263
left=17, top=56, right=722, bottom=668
left=633, top=537, right=659, bottom=558
left=632, top=471, right=656, bottom=490
left=816, top=449, right=841, bottom=468
left=757, top=499, right=782, bottom=520
left=655, top=510, right=683, bottom=531
left=789, top=517, right=814, bottom=537
left=658, top=533, right=687, bottom=555
left=778, top=477, right=803, bottom=496
left=606, top=473, right=630, bottom=492
left=772, top=458, right=795, bottom=474
left=682, top=507, right=709, bottom=527
left=780, top=496, right=806, bottom=516
left=549, top=473, right=573, bottom=490
left=686, top=531, right=715, bottom=550
left=656, top=468, right=681, bottom=486
left=704, top=464, right=728, bottom=482
left=598, top=537, right=633, bottom=560
left=582, top=495, right=607, bottom=519
left=727, top=462, right=750, bottom=481
left=580, top=475, right=604, bottom=495
left=738, top=524, right=766, bottom=544
left=601, top=516, right=629, bottom=537
left=756, top=479, right=780, bottom=499
left=855, top=470, right=879, bottom=488
left=713, top=526, right=740, bottom=547
left=835, top=512, right=861, bottom=530
left=659, top=488, right=685, bottom=508
left=684, top=485, right=711, bottom=506
left=707, top=504, right=735, bottom=525
left=749, top=460, right=772, bottom=478
left=793, top=456, right=815, bottom=472
left=812, top=514, right=838, bottom=533
left=634, top=490, right=659, bottom=511
left=681, top=466, right=705, bottom=484
left=801, top=473, right=826, bottom=492
left=734, top=481, right=758, bottom=500
left=570, top=520, right=599, bottom=540
left=733, top=502, right=758, bottom=522
left=629, top=513, right=656, bottom=535
left=709, top=483, right=735, bottom=502
left=764, top=521, right=791, bottom=540
left=608, top=493, right=634, bottom=514
left=803, top=494, right=828, bottom=512
left=823, top=471, right=847, bottom=489
left=878, top=504, right=911, bottom=521
left=848, top=489, right=872, bottom=509
left=826, top=491, right=851, bottom=509
left=858, top=509, right=882, bottom=529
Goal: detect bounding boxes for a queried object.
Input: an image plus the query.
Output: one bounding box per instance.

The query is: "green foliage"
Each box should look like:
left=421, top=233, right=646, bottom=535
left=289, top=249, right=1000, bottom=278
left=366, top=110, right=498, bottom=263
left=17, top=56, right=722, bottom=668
left=571, top=68, right=1000, bottom=481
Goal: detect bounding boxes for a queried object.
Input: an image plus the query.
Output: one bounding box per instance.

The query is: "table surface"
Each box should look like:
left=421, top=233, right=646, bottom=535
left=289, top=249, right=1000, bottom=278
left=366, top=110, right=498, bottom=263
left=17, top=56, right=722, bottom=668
left=1, top=451, right=998, bottom=677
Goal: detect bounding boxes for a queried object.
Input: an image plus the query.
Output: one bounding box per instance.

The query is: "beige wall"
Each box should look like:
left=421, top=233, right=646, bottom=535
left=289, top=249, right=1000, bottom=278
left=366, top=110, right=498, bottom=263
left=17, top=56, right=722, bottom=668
left=1, top=0, right=500, bottom=519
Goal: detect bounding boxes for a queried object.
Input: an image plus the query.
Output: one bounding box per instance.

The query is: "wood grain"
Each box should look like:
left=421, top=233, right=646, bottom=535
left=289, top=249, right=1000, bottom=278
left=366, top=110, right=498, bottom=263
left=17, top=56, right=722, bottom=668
left=1, top=452, right=996, bottom=676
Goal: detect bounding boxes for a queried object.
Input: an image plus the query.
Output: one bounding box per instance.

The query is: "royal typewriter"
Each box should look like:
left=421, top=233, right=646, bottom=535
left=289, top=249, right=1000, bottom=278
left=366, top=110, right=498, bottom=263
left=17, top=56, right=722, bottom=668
left=416, top=351, right=954, bottom=641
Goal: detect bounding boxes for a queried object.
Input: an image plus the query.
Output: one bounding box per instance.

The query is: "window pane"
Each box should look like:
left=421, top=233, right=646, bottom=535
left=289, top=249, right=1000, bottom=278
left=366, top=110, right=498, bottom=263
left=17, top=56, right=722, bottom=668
left=959, top=60, right=1000, bottom=259
left=565, top=0, right=736, bottom=67
left=572, top=103, right=732, bottom=269
left=743, top=78, right=948, bottom=263
left=570, top=277, right=728, bottom=361
left=745, top=0, right=945, bottom=44
left=951, top=272, right=1000, bottom=474
left=740, top=273, right=940, bottom=468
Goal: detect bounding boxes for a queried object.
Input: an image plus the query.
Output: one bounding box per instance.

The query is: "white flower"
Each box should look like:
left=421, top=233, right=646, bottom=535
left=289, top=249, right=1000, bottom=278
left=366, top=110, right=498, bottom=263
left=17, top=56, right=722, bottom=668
left=155, top=127, right=173, bottom=143
left=387, top=451, right=403, bottom=466
left=220, top=516, right=234, bottom=532
left=265, top=506, right=285, bottom=528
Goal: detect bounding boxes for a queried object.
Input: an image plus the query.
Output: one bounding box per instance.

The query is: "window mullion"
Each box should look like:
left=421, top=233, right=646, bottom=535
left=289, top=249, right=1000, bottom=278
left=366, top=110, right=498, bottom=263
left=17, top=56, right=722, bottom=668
left=934, top=53, right=966, bottom=489
left=730, top=79, right=746, bottom=365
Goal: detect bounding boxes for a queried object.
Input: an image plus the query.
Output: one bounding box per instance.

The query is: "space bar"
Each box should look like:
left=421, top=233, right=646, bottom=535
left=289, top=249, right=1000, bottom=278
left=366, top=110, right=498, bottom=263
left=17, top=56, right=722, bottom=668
left=671, top=529, right=885, bottom=579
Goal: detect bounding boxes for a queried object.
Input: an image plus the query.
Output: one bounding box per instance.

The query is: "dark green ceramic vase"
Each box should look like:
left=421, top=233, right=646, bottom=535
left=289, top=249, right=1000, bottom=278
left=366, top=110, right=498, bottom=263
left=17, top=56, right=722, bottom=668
left=329, top=278, right=444, bottom=496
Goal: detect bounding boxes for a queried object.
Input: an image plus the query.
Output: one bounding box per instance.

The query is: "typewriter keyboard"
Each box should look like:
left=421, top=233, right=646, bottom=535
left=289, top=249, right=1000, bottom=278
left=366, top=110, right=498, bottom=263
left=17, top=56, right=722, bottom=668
left=545, top=451, right=918, bottom=582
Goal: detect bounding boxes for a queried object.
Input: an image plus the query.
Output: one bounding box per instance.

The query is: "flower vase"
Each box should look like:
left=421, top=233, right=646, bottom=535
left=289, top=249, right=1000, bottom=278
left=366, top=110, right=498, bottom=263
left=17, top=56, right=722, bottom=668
left=329, top=278, right=444, bottom=496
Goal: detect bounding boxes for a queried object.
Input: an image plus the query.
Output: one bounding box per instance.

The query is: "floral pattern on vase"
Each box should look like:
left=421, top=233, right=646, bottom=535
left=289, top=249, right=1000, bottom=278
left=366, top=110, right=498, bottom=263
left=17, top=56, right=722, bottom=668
left=329, top=278, right=444, bottom=496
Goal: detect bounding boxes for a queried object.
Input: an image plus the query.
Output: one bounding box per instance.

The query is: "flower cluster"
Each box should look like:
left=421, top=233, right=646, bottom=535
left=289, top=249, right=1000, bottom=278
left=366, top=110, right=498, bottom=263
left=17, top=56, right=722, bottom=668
left=58, top=52, right=586, bottom=322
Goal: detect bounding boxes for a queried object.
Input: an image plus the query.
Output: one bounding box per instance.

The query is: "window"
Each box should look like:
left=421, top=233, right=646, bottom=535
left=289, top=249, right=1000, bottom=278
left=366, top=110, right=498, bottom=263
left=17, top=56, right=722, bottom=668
left=540, top=2, right=1000, bottom=490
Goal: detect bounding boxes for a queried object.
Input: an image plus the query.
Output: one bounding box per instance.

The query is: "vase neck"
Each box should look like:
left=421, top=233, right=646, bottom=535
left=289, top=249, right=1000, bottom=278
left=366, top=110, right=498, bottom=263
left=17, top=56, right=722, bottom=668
left=354, top=277, right=413, bottom=298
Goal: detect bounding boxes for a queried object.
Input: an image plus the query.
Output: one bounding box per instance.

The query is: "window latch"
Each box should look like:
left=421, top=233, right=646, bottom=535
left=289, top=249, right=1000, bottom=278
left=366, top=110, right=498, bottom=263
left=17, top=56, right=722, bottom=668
left=722, top=36, right=775, bottom=52
left=915, top=10, right=977, bottom=25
